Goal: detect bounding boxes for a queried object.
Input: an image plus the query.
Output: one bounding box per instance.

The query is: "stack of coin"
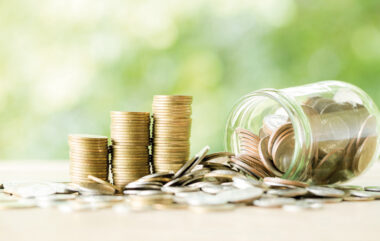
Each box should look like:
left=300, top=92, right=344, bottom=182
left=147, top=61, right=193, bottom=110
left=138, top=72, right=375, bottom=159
left=110, top=112, right=151, bottom=187
left=68, top=134, right=109, bottom=184
left=152, top=95, right=193, bottom=173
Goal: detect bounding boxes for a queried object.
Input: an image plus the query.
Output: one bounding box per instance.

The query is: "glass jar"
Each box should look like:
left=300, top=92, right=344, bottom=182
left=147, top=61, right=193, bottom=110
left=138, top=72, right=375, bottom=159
left=225, top=81, right=380, bottom=184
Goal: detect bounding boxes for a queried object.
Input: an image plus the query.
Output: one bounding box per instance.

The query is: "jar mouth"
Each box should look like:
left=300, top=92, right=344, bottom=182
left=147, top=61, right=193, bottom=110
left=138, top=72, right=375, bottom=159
left=225, top=88, right=314, bottom=180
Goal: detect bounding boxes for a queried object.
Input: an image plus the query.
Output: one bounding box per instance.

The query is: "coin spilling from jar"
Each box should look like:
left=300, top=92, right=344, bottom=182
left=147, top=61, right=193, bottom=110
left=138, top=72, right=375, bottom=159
left=233, top=96, right=378, bottom=184
left=2, top=149, right=380, bottom=213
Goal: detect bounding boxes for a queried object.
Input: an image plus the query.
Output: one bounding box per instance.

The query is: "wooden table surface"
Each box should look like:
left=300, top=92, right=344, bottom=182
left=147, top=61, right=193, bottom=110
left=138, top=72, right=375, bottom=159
left=1, top=161, right=380, bottom=241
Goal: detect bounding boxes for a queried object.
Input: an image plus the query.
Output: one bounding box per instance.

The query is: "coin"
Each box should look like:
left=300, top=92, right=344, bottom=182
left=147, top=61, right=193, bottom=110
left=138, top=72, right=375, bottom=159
left=350, top=190, right=380, bottom=199
left=272, top=131, right=294, bottom=173
left=110, top=111, right=151, bottom=187
left=352, top=136, right=377, bottom=175
left=356, top=115, right=377, bottom=148
left=68, top=134, right=109, bottom=185
left=263, top=115, right=289, bottom=136
left=217, top=187, right=263, bottom=203
left=88, top=175, right=122, bottom=193
left=258, top=136, right=283, bottom=177
left=343, top=196, right=375, bottom=201
left=253, top=197, right=296, bottom=208
left=267, top=188, right=308, bottom=197
left=312, top=148, right=344, bottom=184
left=268, top=123, right=292, bottom=157
left=263, top=177, right=308, bottom=188
left=152, top=95, right=192, bottom=173
left=306, top=186, right=345, bottom=198
left=364, top=186, right=380, bottom=192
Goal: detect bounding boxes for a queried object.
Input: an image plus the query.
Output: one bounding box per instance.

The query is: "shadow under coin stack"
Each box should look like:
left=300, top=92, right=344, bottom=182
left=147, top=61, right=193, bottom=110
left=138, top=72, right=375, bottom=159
left=110, top=112, right=151, bottom=187
left=152, top=95, right=193, bottom=173
left=68, top=134, right=109, bottom=184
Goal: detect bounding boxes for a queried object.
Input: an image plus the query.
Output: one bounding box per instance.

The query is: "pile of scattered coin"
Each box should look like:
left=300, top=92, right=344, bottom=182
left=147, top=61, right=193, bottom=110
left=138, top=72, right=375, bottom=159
left=152, top=95, right=193, bottom=173
left=68, top=134, right=109, bottom=184
left=110, top=112, right=151, bottom=187
left=232, top=96, right=378, bottom=184
left=2, top=148, right=380, bottom=212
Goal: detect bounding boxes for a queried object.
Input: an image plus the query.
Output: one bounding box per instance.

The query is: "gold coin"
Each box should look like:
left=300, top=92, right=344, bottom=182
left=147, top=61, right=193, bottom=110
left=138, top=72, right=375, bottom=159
left=110, top=129, right=150, bottom=133
left=112, top=148, right=149, bottom=153
left=112, top=170, right=149, bottom=174
left=153, top=94, right=192, bottom=100
left=258, top=136, right=283, bottom=177
left=110, top=111, right=150, bottom=117
left=353, top=136, right=377, bottom=175
left=150, top=142, right=189, bottom=147
left=112, top=156, right=149, bottom=160
left=312, top=98, right=335, bottom=113
left=69, top=151, right=108, bottom=158
left=318, top=115, right=350, bottom=156
left=69, top=146, right=108, bottom=153
left=152, top=108, right=192, bottom=113
left=71, top=175, right=108, bottom=180
left=268, top=123, right=293, bottom=157
left=69, top=134, right=108, bottom=140
left=70, top=160, right=108, bottom=165
left=235, top=128, right=260, bottom=140
left=356, top=115, right=377, bottom=148
left=111, top=153, right=149, bottom=158
left=153, top=127, right=191, bottom=132
left=70, top=164, right=108, bottom=169
left=112, top=159, right=149, bottom=164
left=70, top=154, right=108, bottom=160
left=87, top=175, right=121, bottom=193
left=312, top=148, right=344, bottom=183
left=263, top=177, right=308, bottom=188
left=272, top=131, right=295, bottom=173
left=68, top=140, right=108, bottom=145
left=113, top=175, right=148, bottom=180
left=152, top=153, right=189, bottom=158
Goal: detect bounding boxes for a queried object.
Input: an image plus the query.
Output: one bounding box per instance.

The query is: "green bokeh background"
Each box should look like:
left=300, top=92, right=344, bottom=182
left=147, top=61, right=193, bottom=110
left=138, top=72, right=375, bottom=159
left=1, top=0, right=379, bottom=160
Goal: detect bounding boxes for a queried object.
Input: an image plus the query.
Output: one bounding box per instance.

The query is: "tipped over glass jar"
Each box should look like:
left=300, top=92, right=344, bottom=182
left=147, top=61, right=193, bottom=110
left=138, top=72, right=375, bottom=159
left=225, top=81, right=380, bottom=185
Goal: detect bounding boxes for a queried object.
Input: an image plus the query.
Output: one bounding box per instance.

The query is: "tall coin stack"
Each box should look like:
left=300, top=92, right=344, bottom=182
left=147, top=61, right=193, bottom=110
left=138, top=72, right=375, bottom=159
left=110, top=111, right=151, bottom=187
left=68, top=134, right=109, bottom=184
left=152, top=95, right=193, bottom=173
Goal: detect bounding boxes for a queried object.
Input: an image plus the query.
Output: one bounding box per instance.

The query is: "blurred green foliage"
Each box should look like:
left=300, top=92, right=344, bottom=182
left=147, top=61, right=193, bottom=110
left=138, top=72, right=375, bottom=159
left=0, top=0, right=380, bottom=160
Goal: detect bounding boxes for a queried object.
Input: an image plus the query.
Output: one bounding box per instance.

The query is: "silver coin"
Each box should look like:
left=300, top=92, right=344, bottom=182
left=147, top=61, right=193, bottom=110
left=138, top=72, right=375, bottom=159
left=0, top=201, right=37, bottom=210
left=161, top=186, right=199, bottom=193
left=332, top=185, right=364, bottom=191
left=78, top=195, right=125, bottom=203
left=267, top=188, right=308, bottom=197
left=365, top=186, right=380, bottom=192
left=189, top=204, right=236, bottom=213
left=232, top=177, right=261, bottom=189
left=173, top=146, right=210, bottom=179
left=282, top=201, right=323, bottom=212
left=124, top=190, right=162, bottom=195
left=36, top=194, right=78, bottom=201
left=181, top=192, right=227, bottom=206
left=343, top=196, right=375, bottom=202
left=201, top=184, right=225, bottom=194
left=350, top=190, right=380, bottom=199
left=217, top=187, right=263, bottom=203
left=306, top=186, right=345, bottom=198
left=303, top=197, right=343, bottom=204
left=253, top=197, right=296, bottom=208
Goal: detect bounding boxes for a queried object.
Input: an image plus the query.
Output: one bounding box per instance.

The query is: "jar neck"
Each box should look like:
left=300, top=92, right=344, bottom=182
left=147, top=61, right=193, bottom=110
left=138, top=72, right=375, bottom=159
left=227, top=88, right=314, bottom=181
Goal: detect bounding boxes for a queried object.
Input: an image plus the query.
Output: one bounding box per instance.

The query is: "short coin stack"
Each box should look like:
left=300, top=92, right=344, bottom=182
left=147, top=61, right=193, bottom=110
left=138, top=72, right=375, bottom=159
left=68, top=134, right=109, bottom=184
left=152, top=95, right=193, bottom=173
left=110, top=112, right=151, bottom=187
